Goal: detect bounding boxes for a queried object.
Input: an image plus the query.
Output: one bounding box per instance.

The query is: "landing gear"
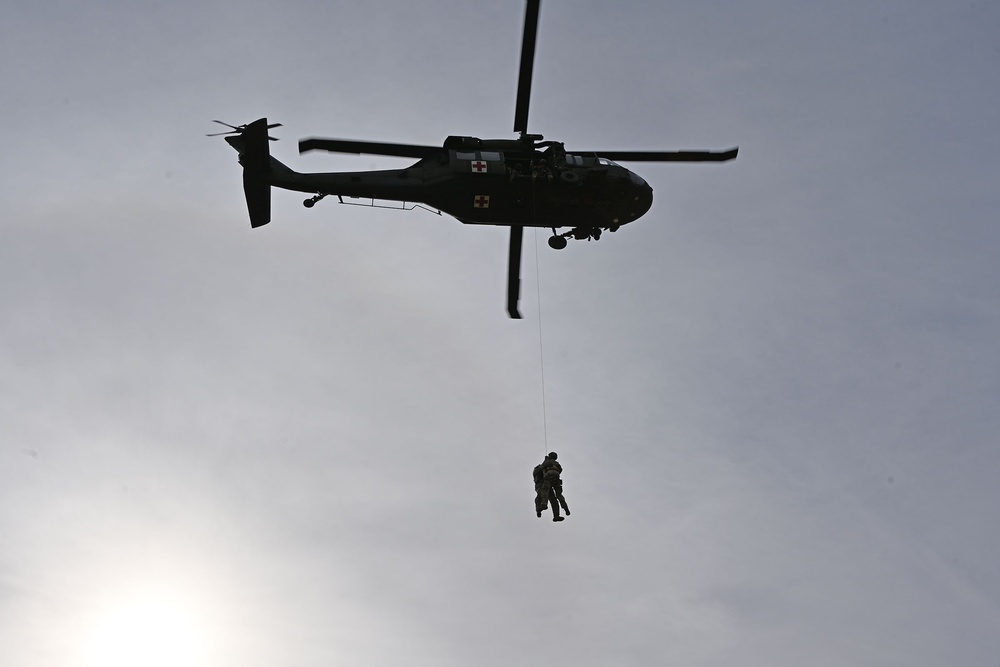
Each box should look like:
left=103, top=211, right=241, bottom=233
left=303, top=193, right=327, bottom=208
left=572, top=227, right=601, bottom=241
left=548, top=226, right=607, bottom=249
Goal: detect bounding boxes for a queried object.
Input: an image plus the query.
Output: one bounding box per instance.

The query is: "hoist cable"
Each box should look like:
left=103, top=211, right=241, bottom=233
left=533, top=228, right=549, bottom=452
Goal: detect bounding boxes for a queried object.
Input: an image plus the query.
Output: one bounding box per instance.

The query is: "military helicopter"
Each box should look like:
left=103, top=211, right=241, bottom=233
left=212, top=0, right=737, bottom=318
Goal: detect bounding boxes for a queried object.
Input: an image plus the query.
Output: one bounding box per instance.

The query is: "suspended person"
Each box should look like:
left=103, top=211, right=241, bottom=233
left=535, top=451, right=570, bottom=520
left=533, top=452, right=570, bottom=522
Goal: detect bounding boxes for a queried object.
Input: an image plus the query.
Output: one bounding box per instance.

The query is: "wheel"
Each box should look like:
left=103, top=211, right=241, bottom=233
left=548, top=235, right=568, bottom=250
left=303, top=199, right=315, bottom=208
left=560, top=170, right=580, bottom=184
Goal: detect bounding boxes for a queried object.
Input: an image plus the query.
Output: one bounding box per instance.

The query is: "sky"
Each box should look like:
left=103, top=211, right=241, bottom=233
left=2, top=1, right=1000, bottom=665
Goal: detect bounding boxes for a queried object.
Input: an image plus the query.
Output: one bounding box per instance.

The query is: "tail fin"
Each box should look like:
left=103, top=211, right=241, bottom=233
left=225, top=118, right=274, bottom=228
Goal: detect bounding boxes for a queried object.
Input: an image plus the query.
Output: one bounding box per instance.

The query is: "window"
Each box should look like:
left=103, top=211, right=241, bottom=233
left=455, top=150, right=504, bottom=163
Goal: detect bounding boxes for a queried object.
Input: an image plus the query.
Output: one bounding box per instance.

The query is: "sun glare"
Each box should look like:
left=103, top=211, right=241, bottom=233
left=88, top=598, right=202, bottom=667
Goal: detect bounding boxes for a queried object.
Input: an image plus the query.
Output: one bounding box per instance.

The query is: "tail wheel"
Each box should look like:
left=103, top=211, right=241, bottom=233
left=303, top=193, right=327, bottom=208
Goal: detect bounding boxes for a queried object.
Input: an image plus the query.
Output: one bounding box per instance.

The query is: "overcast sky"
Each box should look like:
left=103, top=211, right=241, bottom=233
left=2, top=1, right=1000, bottom=666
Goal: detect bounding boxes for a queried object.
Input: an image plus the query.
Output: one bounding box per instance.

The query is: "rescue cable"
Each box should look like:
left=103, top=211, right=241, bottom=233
left=533, top=229, right=549, bottom=453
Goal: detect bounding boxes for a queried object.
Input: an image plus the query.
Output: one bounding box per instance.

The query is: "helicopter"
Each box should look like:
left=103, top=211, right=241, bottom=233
left=212, top=0, right=737, bottom=318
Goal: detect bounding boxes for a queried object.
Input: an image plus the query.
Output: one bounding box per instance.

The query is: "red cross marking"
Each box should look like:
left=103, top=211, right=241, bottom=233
left=471, top=160, right=488, bottom=173
left=474, top=195, right=490, bottom=208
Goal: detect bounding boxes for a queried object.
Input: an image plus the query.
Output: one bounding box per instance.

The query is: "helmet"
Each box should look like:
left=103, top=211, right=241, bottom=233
left=547, top=452, right=558, bottom=460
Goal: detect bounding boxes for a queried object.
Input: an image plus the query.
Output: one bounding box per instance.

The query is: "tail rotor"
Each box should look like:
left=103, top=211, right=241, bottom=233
left=206, top=120, right=282, bottom=141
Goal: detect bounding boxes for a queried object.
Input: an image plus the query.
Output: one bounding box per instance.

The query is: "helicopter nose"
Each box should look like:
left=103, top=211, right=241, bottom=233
left=629, top=174, right=653, bottom=221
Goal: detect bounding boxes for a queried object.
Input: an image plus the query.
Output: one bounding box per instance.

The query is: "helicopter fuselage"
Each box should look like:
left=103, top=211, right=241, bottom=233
left=265, top=139, right=654, bottom=231
left=217, top=1, right=736, bottom=317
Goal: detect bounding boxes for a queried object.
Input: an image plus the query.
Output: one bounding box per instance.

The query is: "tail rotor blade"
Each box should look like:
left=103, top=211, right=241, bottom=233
left=207, top=120, right=244, bottom=137
left=209, top=119, right=281, bottom=141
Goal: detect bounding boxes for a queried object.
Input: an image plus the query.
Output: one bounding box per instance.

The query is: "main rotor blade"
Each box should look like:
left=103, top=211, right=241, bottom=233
left=585, top=147, right=739, bottom=162
left=506, top=226, right=524, bottom=319
left=299, top=138, right=443, bottom=159
left=513, top=0, right=541, bottom=134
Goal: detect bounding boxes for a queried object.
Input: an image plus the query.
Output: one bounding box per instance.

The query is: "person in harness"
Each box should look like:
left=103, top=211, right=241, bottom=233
left=533, top=452, right=570, bottom=522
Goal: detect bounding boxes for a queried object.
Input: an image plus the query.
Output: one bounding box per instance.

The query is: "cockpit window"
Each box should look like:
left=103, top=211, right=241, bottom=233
left=456, top=151, right=477, bottom=161
left=480, top=151, right=502, bottom=162
left=565, top=154, right=585, bottom=167
left=597, top=158, right=618, bottom=167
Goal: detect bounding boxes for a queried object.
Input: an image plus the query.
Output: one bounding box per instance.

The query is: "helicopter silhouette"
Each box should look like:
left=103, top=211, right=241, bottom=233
left=211, top=0, right=737, bottom=318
